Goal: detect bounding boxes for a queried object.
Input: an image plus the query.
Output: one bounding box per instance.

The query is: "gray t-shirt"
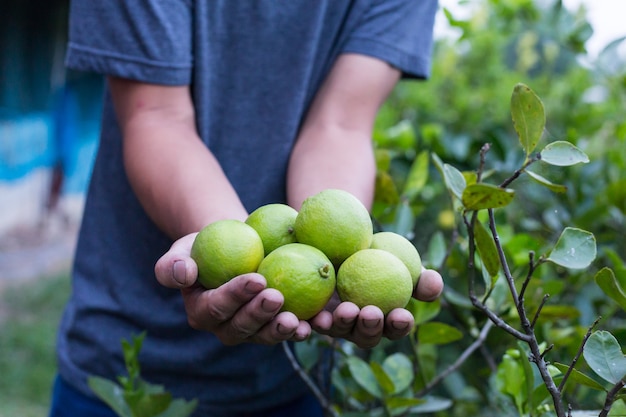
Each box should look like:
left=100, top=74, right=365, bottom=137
left=59, top=1, right=437, bottom=414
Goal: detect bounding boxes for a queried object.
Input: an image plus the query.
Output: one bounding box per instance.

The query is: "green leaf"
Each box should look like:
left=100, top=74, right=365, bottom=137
left=425, top=231, right=447, bottom=270
left=391, top=200, right=415, bottom=237
left=474, top=220, right=500, bottom=279
left=385, top=119, right=417, bottom=150
left=406, top=297, right=440, bottom=326
left=552, top=362, right=607, bottom=392
left=402, top=150, right=429, bottom=202
left=595, top=267, right=626, bottom=312
left=511, top=83, right=545, bottom=156
left=88, top=376, right=133, bottom=417
left=154, top=399, right=199, bottom=417
left=375, top=170, right=400, bottom=205
left=382, top=353, right=414, bottom=394
left=347, top=356, right=383, bottom=398
left=370, top=361, right=395, bottom=396
left=546, top=227, right=596, bottom=269
left=126, top=391, right=172, bottom=417
left=531, top=305, right=580, bottom=322
left=417, top=322, right=463, bottom=345
left=583, top=331, right=626, bottom=384
left=462, top=183, right=515, bottom=210
left=385, top=397, right=425, bottom=409
left=406, top=395, right=453, bottom=413
left=540, top=141, right=590, bottom=166
left=495, top=349, right=528, bottom=415
left=433, top=153, right=466, bottom=201
left=293, top=338, right=321, bottom=372
left=525, top=170, right=568, bottom=193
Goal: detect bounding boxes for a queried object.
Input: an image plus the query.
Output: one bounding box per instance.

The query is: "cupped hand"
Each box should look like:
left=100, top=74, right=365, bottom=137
left=309, top=268, right=444, bottom=349
left=154, top=233, right=312, bottom=345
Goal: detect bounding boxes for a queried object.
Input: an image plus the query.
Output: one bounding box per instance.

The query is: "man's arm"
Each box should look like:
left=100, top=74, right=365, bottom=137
left=287, top=53, right=442, bottom=348
left=108, top=77, right=248, bottom=237
left=287, top=53, right=399, bottom=209
left=108, top=77, right=310, bottom=345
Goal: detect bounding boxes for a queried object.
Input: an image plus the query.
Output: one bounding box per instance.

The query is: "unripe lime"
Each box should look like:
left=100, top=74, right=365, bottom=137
left=190, top=219, right=264, bottom=289
left=295, top=189, right=373, bottom=266
left=337, top=249, right=413, bottom=315
left=370, top=231, right=422, bottom=287
left=257, top=243, right=336, bottom=320
left=245, top=203, right=298, bottom=255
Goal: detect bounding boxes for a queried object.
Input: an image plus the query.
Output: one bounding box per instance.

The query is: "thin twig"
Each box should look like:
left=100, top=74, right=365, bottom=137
left=599, top=379, right=626, bottom=417
left=499, top=154, right=539, bottom=188
left=558, top=317, right=602, bottom=392
left=477, top=143, right=491, bottom=183
left=518, top=251, right=536, bottom=303
left=469, top=295, right=532, bottom=342
left=486, top=207, right=565, bottom=416
left=282, top=341, right=339, bottom=417
left=416, top=320, right=495, bottom=397
left=527, top=339, right=567, bottom=417
left=540, top=344, right=554, bottom=359
left=530, top=294, right=550, bottom=330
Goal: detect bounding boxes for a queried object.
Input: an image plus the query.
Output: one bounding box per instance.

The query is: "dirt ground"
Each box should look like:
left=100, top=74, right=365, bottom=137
left=0, top=215, right=79, bottom=288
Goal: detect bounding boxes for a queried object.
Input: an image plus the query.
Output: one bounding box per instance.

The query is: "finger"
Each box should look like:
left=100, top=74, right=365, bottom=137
left=414, top=269, right=444, bottom=301
left=309, top=310, right=334, bottom=334
left=384, top=308, right=414, bottom=340
left=331, top=302, right=361, bottom=338
left=154, top=233, right=198, bottom=288
left=251, top=312, right=310, bottom=345
left=220, top=288, right=285, bottom=342
left=352, top=305, right=384, bottom=349
left=182, top=273, right=266, bottom=330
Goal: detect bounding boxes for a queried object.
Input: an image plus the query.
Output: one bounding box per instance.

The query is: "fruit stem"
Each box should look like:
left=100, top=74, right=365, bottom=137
left=319, top=264, right=331, bottom=278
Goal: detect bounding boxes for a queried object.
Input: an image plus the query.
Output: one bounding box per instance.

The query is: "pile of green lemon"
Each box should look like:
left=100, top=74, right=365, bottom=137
left=191, top=189, right=422, bottom=320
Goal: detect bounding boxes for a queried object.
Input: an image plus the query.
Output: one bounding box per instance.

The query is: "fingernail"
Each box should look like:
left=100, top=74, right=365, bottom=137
left=261, top=299, right=281, bottom=313
left=277, top=323, right=292, bottom=336
left=391, top=321, right=410, bottom=331
left=245, top=280, right=264, bottom=294
left=363, top=318, right=381, bottom=329
left=173, top=260, right=187, bottom=285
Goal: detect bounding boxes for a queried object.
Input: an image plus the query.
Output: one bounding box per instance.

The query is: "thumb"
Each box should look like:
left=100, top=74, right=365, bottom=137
left=154, top=233, right=199, bottom=289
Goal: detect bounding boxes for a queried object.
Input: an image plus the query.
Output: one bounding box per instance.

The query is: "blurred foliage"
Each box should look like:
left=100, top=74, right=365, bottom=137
left=356, top=0, right=626, bottom=415
left=0, top=274, right=70, bottom=417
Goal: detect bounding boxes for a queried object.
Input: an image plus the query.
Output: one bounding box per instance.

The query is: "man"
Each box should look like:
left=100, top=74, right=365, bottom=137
left=50, top=1, right=443, bottom=416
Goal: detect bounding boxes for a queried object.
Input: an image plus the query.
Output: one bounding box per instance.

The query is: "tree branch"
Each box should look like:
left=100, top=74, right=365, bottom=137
left=499, top=154, right=539, bottom=188
left=558, top=317, right=602, bottom=393
left=282, top=341, right=339, bottom=417
left=416, top=320, right=495, bottom=397
left=599, top=379, right=626, bottom=417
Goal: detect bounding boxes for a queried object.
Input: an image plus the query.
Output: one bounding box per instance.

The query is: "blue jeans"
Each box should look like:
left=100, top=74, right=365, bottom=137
left=48, top=375, right=324, bottom=417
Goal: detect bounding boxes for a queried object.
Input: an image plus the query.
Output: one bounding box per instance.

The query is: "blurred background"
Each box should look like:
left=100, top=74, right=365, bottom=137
left=0, top=0, right=624, bottom=416
left=0, top=0, right=102, bottom=284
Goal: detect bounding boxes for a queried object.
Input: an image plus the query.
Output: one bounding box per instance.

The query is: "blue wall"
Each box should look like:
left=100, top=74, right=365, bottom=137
left=0, top=0, right=103, bottom=195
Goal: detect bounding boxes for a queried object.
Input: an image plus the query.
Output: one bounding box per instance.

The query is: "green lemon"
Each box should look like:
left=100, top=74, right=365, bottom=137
left=370, top=231, right=422, bottom=287
left=257, top=243, right=336, bottom=320
left=295, top=189, right=373, bottom=266
left=337, top=248, right=413, bottom=315
left=190, top=219, right=264, bottom=289
left=245, top=203, right=298, bottom=255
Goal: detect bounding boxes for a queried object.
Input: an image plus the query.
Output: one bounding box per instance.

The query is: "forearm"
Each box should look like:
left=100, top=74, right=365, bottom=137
left=286, top=123, right=376, bottom=210
left=123, top=120, right=247, bottom=238
left=285, top=53, right=399, bottom=210
left=109, top=77, right=247, bottom=239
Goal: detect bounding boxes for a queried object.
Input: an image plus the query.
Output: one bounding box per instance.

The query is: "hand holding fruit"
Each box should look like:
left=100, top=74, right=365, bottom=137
left=154, top=189, right=444, bottom=348
left=154, top=233, right=311, bottom=345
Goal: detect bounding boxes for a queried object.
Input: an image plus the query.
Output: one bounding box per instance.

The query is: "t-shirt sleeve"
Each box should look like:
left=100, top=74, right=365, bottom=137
left=342, top=0, right=438, bottom=79
left=65, top=0, right=193, bottom=85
